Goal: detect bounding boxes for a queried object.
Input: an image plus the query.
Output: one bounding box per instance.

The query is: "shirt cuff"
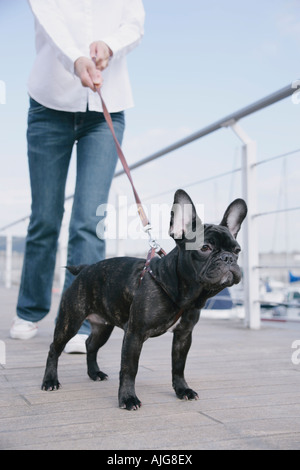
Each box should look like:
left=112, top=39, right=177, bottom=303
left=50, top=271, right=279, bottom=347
left=61, top=47, right=85, bottom=76
left=100, top=36, right=121, bottom=58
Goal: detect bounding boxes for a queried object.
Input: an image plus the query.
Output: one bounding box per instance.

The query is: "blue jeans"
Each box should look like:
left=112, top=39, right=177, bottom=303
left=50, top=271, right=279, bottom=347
left=17, top=97, right=125, bottom=335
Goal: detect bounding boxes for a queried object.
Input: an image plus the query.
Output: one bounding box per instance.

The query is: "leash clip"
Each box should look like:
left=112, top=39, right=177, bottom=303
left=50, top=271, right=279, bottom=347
left=149, top=239, right=161, bottom=252
left=143, top=224, right=161, bottom=252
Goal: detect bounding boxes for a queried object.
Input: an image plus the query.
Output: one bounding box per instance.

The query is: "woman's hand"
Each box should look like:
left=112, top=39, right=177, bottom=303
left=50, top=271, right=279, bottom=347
left=74, top=56, right=103, bottom=90
left=90, top=41, right=113, bottom=71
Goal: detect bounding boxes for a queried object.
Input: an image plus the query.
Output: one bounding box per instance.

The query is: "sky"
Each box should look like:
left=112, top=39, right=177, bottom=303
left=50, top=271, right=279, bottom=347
left=0, top=0, right=299, bottom=255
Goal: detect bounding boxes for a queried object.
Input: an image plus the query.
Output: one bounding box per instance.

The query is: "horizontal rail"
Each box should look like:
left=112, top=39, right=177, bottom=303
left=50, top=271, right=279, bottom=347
left=255, top=265, right=300, bottom=270
left=255, top=148, right=300, bottom=167
left=254, top=206, right=300, bottom=218
left=140, top=148, right=300, bottom=209
left=261, top=318, right=300, bottom=323
left=114, top=82, right=295, bottom=178
left=0, top=215, right=30, bottom=233
left=142, top=167, right=242, bottom=203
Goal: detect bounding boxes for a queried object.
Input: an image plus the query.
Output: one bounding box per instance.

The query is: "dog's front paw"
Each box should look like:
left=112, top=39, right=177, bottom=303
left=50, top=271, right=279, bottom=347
left=176, top=388, right=199, bottom=401
left=89, top=370, right=108, bottom=381
left=119, top=395, right=142, bottom=411
left=41, top=377, right=61, bottom=391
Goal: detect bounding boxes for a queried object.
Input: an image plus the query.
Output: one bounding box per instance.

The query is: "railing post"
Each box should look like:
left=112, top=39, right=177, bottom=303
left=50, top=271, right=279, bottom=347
left=58, top=208, right=70, bottom=292
left=110, top=181, right=126, bottom=257
left=241, top=141, right=260, bottom=329
left=227, top=122, right=261, bottom=329
left=115, top=192, right=126, bottom=257
left=5, top=233, right=12, bottom=289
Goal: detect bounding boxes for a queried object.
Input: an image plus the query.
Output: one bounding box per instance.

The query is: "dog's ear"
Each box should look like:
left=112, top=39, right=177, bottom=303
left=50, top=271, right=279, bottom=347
left=169, top=190, right=203, bottom=247
left=220, top=199, right=247, bottom=238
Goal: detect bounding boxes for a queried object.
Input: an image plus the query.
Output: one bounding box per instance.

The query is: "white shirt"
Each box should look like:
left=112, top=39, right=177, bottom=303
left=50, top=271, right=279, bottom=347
left=27, top=0, right=145, bottom=113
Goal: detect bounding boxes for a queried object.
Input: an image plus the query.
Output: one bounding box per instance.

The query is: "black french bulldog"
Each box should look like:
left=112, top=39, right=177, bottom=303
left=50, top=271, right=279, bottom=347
left=42, top=190, right=247, bottom=410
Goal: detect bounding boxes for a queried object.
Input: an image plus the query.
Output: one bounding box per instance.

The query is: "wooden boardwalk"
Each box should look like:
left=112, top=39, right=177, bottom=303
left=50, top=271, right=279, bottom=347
left=1, top=286, right=300, bottom=450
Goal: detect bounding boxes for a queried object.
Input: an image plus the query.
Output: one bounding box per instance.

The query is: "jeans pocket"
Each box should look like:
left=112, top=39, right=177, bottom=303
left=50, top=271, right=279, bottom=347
left=28, top=96, right=47, bottom=114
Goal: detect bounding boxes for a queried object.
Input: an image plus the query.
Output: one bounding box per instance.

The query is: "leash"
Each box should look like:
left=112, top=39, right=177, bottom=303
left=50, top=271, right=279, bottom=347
left=95, top=86, right=166, bottom=259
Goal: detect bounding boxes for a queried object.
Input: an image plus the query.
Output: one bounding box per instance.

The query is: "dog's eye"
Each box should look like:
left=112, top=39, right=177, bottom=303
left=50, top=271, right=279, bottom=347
left=234, top=247, right=241, bottom=255
left=201, top=244, right=212, bottom=253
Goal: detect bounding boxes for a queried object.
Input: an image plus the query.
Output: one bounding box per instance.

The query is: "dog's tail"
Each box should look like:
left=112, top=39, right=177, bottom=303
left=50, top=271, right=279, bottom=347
left=65, top=265, right=88, bottom=276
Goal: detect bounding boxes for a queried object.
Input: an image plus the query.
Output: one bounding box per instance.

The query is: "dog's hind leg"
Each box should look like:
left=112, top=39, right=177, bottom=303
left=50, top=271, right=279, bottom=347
left=41, top=299, right=87, bottom=391
left=86, top=315, right=114, bottom=381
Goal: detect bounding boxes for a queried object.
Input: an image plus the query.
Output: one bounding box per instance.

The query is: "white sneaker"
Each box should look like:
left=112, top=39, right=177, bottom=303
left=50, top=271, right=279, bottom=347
left=64, top=334, right=88, bottom=354
left=10, top=317, right=38, bottom=340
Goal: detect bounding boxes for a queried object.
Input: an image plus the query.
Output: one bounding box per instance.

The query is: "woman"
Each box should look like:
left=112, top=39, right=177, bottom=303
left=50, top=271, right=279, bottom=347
left=10, top=0, right=145, bottom=353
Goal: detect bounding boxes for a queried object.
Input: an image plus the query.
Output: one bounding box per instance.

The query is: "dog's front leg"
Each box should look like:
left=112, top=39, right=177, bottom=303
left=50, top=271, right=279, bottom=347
left=172, top=309, right=200, bottom=401
left=118, top=327, right=144, bottom=411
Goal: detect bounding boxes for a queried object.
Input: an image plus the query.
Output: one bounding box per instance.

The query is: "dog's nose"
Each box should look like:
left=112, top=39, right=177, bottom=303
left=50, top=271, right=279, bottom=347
left=220, top=253, right=234, bottom=265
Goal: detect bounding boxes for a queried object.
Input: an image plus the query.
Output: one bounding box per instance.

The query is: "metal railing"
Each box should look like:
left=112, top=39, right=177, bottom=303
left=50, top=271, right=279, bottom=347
left=0, top=81, right=298, bottom=329
left=114, top=83, right=294, bottom=178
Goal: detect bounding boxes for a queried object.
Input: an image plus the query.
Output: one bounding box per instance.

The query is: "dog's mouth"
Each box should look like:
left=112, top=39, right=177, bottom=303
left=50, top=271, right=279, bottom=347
left=200, top=262, right=242, bottom=289
left=219, top=268, right=240, bottom=286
